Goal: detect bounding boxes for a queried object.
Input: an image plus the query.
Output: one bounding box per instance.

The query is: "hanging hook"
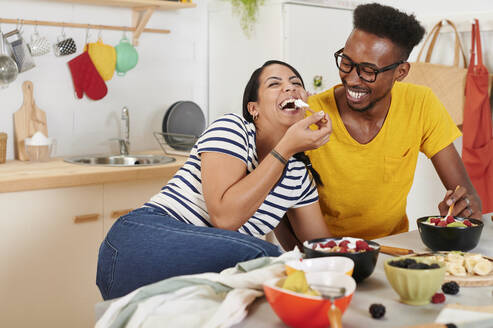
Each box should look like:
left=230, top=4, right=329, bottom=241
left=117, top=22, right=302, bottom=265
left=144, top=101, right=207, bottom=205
left=85, top=25, right=91, bottom=45
left=61, top=22, right=66, bottom=38
left=16, top=18, right=24, bottom=34
left=34, top=22, right=39, bottom=35
left=98, top=26, right=103, bottom=40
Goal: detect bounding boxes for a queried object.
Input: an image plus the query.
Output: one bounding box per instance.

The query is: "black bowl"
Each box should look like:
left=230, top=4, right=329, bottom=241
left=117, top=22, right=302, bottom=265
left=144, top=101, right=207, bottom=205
left=303, top=237, right=380, bottom=282
left=417, top=216, right=483, bottom=252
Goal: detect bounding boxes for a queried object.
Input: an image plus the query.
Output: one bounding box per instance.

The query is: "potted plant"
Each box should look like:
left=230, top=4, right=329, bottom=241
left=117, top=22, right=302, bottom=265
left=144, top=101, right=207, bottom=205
left=228, top=0, right=265, bottom=37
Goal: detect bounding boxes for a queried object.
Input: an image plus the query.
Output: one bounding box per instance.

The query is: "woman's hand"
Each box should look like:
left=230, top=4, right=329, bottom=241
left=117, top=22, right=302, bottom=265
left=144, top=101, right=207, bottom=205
left=276, top=110, right=332, bottom=158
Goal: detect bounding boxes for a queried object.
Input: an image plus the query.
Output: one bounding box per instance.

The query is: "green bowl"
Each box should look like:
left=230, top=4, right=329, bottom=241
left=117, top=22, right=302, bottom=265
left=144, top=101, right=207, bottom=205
left=384, top=257, right=446, bottom=305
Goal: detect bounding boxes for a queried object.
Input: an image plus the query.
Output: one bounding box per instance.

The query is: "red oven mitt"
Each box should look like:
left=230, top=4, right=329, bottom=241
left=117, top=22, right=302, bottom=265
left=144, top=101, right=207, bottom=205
left=68, top=51, right=108, bottom=100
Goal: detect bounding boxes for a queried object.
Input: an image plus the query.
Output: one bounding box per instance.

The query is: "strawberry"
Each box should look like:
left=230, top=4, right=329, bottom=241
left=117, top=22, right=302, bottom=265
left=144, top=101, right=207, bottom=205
left=446, top=216, right=455, bottom=224
left=356, top=240, right=369, bottom=251
left=437, top=220, right=448, bottom=227
left=326, top=240, right=337, bottom=248
left=339, top=247, right=348, bottom=253
left=430, top=218, right=441, bottom=225
left=338, top=240, right=350, bottom=248
left=463, top=219, right=472, bottom=227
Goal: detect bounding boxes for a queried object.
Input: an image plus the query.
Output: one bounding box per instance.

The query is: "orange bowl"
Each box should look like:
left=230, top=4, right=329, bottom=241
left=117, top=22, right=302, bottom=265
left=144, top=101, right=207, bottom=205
left=263, top=272, right=356, bottom=328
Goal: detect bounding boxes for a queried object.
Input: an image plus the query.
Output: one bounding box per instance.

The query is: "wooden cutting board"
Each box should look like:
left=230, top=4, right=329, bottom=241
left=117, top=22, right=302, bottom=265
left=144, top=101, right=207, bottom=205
left=412, top=252, right=493, bottom=287
left=13, top=80, right=48, bottom=161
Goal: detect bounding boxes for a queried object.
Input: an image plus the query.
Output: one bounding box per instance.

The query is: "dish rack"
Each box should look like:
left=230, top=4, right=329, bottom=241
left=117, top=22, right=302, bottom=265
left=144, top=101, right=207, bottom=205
left=153, top=131, right=198, bottom=156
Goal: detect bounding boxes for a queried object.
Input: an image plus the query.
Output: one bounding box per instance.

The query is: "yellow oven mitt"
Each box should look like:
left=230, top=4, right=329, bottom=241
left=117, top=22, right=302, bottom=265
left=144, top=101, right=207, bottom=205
left=84, top=39, right=116, bottom=81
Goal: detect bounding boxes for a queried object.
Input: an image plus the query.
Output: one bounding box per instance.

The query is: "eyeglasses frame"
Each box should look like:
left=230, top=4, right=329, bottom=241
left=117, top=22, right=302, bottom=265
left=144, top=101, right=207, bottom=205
left=334, top=48, right=405, bottom=83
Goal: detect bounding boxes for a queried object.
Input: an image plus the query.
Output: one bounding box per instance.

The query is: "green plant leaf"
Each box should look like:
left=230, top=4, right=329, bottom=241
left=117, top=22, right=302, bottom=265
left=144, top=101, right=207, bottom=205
left=228, top=0, right=265, bottom=38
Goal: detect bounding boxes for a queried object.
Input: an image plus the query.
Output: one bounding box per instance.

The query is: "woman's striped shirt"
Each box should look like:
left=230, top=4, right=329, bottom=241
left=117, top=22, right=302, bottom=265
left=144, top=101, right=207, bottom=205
left=144, top=113, right=318, bottom=239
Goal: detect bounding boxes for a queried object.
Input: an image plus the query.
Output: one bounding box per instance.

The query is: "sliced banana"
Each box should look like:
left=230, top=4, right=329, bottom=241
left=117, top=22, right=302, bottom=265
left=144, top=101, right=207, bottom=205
left=464, top=253, right=483, bottom=261
left=473, top=259, right=492, bottom=276
left=464, top=258, right=478, bottom=274
left=446, top=252, right=464, bottom=265
left=448, top=263, right=467, bottom=276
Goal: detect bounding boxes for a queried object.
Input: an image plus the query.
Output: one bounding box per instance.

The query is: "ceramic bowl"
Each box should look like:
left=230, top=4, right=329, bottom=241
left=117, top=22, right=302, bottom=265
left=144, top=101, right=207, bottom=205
left=263, top=271, right=356, bottom=328
left=384, top=256, right=446, bottom=305
left=417, top=216, right=483, bottom=251
left=303, top=237, right=380, bottom=282
left=285, top=256, right=354, bottom=277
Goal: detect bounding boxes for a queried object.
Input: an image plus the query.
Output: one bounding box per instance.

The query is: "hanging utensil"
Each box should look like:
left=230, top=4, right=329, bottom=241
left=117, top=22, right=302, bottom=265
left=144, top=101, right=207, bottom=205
left=0, top=28, right=18, bottom=88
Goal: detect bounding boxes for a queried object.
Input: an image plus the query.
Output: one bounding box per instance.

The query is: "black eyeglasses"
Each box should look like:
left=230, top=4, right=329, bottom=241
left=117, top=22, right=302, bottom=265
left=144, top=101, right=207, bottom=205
left=334, top=48, right=404, bottom=83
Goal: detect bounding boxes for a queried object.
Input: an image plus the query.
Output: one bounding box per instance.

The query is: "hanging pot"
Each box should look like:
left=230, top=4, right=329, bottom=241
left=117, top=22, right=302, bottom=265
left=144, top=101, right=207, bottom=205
left=0, top=31, right=18, bottom=88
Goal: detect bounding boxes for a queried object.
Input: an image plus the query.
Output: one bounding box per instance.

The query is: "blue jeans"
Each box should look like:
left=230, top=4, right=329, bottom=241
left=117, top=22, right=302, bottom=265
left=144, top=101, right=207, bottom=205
left=96, top=207, right=282, bottom=300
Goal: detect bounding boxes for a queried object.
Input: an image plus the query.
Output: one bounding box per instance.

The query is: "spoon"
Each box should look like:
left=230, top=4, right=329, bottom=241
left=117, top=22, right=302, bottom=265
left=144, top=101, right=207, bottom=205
left=446, top=185, right=461, bottom=218
left=311, top=284, right=346, bottom=328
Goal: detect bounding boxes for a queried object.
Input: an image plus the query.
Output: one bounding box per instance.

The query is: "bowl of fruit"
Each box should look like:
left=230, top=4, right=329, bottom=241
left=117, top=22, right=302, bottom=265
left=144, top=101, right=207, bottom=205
left=263, top=270, right=356, bottom=328
left=303, top=237, right=380, bottom=282
left=417, top=216, right=483, bottom=252
left=384, top=256, right=446, bottom=305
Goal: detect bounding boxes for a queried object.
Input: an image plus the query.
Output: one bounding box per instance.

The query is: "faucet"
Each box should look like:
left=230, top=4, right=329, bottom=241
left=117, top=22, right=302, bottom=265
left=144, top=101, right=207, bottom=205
left=118, top=107, right=130, bottom=155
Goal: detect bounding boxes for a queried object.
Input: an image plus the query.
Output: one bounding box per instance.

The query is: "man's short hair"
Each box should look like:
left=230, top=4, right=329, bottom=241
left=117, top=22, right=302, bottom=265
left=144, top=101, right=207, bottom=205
left=353, top=3, right=425, bottom=59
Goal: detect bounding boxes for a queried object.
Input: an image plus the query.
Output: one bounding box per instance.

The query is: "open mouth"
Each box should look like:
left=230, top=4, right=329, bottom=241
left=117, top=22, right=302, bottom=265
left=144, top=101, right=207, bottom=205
left=279, top=98, right=301, bottom=112
left=346, top=88, right=369, bottom=102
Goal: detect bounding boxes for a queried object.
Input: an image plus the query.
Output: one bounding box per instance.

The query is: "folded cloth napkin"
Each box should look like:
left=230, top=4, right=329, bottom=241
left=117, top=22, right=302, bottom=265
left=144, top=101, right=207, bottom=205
left=435, top=304, right=493, bottom=327
left=95, top=248, right=303, bottom=328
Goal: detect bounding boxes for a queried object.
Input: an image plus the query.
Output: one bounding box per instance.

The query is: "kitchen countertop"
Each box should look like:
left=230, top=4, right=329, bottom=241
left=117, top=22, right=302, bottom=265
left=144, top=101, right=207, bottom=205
left=0, top=150, right=187, bottom=193
left=235, top=222, right=493, bottom=327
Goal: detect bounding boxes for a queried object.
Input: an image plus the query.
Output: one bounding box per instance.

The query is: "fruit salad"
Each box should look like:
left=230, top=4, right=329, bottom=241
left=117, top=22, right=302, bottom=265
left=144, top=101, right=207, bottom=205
left=281, top=270, right=320, bottom=296
left=423, top=216, right=477, bottom=228
left=305, top=237, right=375, bottom=253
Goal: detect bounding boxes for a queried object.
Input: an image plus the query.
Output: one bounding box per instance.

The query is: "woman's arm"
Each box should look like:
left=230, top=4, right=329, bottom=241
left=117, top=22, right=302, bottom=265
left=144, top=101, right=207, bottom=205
left=202, top=113, right=331, bottom=231
left=285, top=202, right=332, bottom=243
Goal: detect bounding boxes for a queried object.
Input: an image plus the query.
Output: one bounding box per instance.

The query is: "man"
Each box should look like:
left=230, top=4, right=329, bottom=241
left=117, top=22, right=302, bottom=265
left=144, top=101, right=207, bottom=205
left=299, top=3, right=481, bottom=241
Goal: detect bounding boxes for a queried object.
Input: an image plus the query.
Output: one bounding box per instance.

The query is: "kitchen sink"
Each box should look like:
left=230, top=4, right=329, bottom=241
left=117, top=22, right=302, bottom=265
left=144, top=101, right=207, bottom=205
left=64, top=154, right=176, bottom=167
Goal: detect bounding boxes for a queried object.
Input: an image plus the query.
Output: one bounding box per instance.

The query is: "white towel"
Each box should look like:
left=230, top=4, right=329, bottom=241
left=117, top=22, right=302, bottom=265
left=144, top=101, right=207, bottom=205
left=95, top=248, right=303, bottom=328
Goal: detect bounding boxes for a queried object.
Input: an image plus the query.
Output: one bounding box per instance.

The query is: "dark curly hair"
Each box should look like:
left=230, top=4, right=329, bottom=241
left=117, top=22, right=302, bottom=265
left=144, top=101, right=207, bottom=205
left=353, top=3, right=425, bottom=59
left=242, top=60, right=323, bottom=186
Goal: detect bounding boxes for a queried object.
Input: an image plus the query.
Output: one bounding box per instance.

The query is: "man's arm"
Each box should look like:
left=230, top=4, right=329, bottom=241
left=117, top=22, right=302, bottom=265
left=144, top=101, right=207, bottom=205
left=431, top=143, right=482, bottom=218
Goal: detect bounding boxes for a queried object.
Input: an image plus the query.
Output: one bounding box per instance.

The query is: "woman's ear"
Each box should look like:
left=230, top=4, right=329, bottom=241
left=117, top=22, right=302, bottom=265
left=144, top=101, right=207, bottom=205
left=247, top=101, right=258, bottom=118
left=395, top=62, right=410, bottom=81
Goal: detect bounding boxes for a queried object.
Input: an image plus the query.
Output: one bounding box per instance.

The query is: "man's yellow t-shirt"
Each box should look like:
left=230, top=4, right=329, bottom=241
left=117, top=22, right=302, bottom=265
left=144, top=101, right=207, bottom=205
left=306, top=82, right=462, bottom=240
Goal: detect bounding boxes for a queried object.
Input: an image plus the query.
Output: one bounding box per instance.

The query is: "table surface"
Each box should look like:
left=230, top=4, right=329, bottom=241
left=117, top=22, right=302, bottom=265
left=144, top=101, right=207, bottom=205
left=234, top=221, right=493, bottom=328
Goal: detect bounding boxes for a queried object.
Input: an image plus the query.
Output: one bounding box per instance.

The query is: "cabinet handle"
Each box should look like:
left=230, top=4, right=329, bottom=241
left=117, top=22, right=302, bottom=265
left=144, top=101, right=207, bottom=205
left=74, top=213, right=100, bottom=224
left=111, top=209, right=133, bottom=219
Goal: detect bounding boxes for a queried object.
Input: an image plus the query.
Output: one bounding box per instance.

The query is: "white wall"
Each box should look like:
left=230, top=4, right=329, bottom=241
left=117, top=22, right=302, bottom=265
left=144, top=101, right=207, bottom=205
left=0, top=0, right=207, bottom=160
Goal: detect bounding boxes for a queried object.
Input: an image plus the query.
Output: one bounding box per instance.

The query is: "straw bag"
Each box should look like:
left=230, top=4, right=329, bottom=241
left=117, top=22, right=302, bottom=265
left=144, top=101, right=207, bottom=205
left=403, top=20, right=467, bottom=125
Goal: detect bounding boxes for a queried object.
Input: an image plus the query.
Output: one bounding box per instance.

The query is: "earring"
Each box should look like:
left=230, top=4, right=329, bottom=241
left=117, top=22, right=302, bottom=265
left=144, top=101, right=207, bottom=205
left=253, top=113, right=259, bottom=121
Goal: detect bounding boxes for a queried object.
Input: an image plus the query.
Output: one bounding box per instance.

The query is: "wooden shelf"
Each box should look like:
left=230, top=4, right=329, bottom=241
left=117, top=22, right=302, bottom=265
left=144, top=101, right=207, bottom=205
left=47, top=0, right=196, bottom=10
left=44, top=0, right=197, bottom=44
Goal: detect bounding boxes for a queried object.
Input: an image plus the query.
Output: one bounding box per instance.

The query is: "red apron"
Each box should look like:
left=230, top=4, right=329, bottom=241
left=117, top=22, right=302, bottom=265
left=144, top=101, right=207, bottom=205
left=462, top=19, right=493, bottom=213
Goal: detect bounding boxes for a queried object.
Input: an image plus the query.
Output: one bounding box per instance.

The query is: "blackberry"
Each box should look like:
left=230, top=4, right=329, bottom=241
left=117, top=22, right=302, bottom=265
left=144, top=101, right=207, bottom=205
left=442, top=281, right=460, bottom=295
left=369, top=303, right=385, bottom=319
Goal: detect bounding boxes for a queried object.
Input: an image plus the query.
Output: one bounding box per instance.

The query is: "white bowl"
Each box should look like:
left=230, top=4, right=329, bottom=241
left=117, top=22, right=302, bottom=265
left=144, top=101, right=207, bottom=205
left=286, top=257, right=354, bottom=277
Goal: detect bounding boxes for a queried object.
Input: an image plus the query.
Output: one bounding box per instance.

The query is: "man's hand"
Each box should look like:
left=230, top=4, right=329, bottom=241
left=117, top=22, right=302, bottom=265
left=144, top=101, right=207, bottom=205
left=438, top=185, right=481, bottom=219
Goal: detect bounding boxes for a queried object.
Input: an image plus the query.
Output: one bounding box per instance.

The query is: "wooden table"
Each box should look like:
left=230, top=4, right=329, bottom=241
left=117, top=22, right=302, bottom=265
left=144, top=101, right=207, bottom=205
left=234, top=222, right=493, bottom=327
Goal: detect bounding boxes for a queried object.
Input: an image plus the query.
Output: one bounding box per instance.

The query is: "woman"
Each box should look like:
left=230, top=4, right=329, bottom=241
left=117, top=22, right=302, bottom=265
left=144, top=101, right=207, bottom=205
left=96, top=60, right=332, bottom=300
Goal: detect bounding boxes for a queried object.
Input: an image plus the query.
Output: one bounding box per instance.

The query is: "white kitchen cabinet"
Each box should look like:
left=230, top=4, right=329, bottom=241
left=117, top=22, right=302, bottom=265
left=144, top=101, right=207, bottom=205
left=0, top=185, right=103, bottom=328
left=0, top=177, right=169, bottom=328
left=103, top=178, right=167, bottom=235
